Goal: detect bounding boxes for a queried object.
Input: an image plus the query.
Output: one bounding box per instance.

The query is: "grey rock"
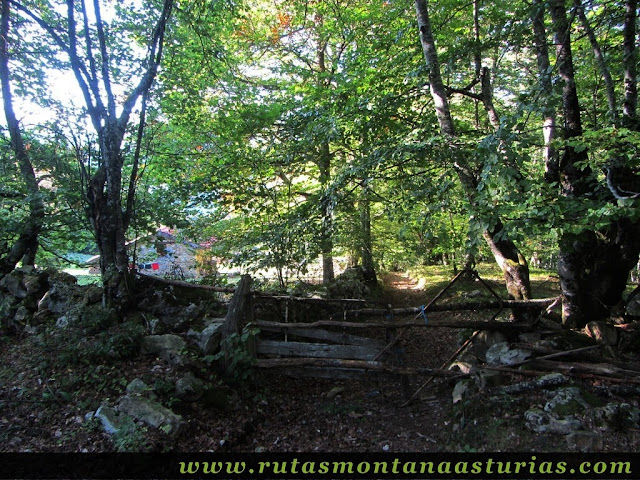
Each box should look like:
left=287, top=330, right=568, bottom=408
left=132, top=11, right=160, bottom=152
left=597, top=403, right=640, bottom=430
left=126, top=378, right=151, bottom=396
left=83, top=286, right=103, bottom=306
left=459, top=331, right=506, bottom=364
left=23, top=325, right=38, bottom=335
left=55, top=315, right=69, bottom=329
left=38, top=283, right=81, bottom=315
left=495, top=373, right=568, bottom=395
left=118, top=395, right=185, bottom=436
left=175, top=374, right=205, bottom=401
left=525, top=408, right=582, bottom=435
left=140, top=334, right=186, bottom=364
left=187, top=321, right=224, bottom=355
left=184, top=303, right=204, bottom=321
left=566, top=431, right=603, bottom=452
left=23, top=275, right=45, bottom=297
left=485, top=342, right=532, bottom=366
left=0, top=273, right=27, bottom=299
left=47, top=270, right=77, bottom=286
left=544, top=387, right=590, bottom=416
left=147, top=317, right=164, bottom=335
left=13, top=306, right=31, bottom=324
left=94, top=405, right=130, bottom=435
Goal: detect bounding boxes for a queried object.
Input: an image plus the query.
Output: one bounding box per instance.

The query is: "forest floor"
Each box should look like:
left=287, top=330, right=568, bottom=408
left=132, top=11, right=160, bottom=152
left=1, top=269, right=640, bottom=453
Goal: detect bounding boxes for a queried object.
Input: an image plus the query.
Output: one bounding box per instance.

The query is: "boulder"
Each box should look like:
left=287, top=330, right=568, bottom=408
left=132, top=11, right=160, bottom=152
left=83, top=285, right=103, bottom=306
left=23, top=271, right=48, bottom=297
left=175, top=374, right=205, bottom=402
left=13, top=306, right=31, bottom=325
left=477, top=330, right=508, bottom=348
left=117, top=395, right=185, bottom=436
left=94, top=405, right=132, bottom=435
left=187, top=320, right=224, bottom=355
left=47, top=270, right=78, bottom=286
left=55, top=315, right=70, bottom=329
left=38, top=282, right=82, bottom=315
left=544, top=387, right=590, bottom=416
left=0, top=273, right=27, bottom=299
left=596, top=403, right=640, bottom=430
left=140, top=334, right=186, bottom=365
left=524, top=408, right=582, bottom=435
left=126, top=378, right=152, bottom=396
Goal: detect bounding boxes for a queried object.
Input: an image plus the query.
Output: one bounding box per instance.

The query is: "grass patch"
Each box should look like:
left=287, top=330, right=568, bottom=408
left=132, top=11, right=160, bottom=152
left=405, top=263, right=560, bottom=300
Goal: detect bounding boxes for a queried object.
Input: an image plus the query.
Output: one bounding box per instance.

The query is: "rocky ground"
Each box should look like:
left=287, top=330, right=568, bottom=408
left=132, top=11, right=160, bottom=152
left=1, top=267, right=640, bottom=452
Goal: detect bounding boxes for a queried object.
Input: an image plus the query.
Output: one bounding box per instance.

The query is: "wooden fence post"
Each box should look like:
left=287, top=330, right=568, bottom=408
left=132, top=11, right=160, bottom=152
left=222, top=274, right=253, bottom=372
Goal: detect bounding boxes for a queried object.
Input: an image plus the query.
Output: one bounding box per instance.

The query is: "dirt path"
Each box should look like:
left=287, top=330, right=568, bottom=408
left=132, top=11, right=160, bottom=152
left=381, top=272, right=428, bottom=307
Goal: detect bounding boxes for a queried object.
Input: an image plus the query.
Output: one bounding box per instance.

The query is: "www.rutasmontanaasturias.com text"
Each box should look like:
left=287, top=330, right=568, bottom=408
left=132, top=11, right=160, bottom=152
left=178, top=456, right=632, bottom=477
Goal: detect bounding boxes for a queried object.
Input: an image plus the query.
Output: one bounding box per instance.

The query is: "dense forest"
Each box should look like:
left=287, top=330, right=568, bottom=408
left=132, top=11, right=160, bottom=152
left=1, top=0, right=639, bottom=327
left=3, top=0, right=640, bottom=458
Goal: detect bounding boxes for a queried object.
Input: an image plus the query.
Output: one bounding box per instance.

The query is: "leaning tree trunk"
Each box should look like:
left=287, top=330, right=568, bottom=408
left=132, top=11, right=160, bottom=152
left=0, top=0, right=44, bottom=276
left=414, top=0, right=531, bottom=301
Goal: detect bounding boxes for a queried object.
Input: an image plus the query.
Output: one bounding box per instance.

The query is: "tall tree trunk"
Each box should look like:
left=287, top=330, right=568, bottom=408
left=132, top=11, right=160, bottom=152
left=0, top=0, right=44, bottom=276
left=17, top=0, right=177, bottom=308
left=549, top=0, right=595, bottom=327
left=531, top=0, right=559, bottom=183
left=360, top=181, right=376, bottom=284
left=318, top=141, right=335, bottom=285
left=315, top=16, right=335, bottom=285
left=414, top=0, right=531, bottom=300
left=549, top=0, right=640, bottom=327
left=574, top=0, right=618, bottom=126
left=622, top=0, right=637, bottom=125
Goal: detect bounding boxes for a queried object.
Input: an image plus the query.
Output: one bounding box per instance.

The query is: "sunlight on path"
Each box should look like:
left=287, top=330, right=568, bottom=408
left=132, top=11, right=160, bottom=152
left=382, top=272, right=427, bottom=307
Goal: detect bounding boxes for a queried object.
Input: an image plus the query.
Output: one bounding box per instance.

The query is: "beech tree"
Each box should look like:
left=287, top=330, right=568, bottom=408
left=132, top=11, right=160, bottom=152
left=544, top=0, right=640, bottom=327
left=414, top=0, right=532, bottom=301
left=11, top=0, right=174, bottom=306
